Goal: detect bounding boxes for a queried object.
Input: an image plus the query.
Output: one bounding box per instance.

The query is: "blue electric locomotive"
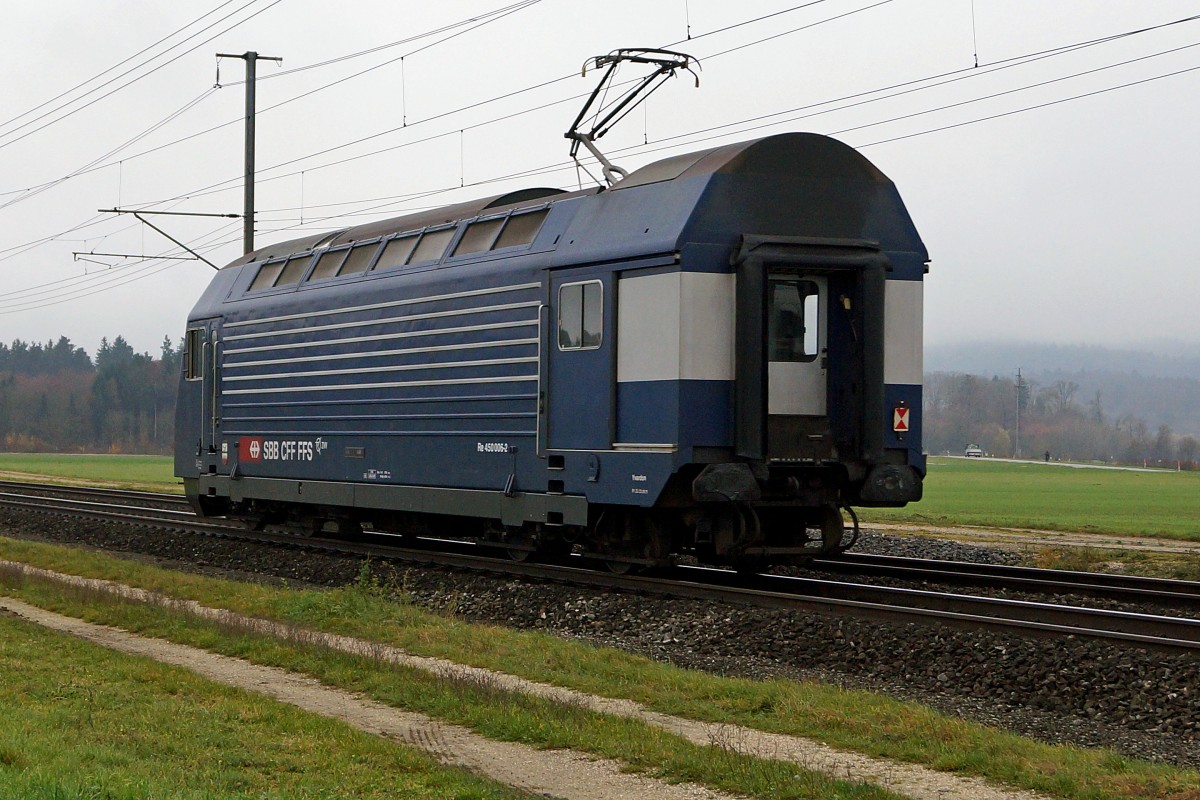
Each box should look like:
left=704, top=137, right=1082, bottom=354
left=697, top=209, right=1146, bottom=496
left=175, top=131, right=927, bottom=569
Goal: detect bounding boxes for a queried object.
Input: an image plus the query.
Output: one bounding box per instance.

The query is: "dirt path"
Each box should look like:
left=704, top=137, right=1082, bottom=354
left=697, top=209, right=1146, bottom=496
left=0, top=560, right=1053, bottom=800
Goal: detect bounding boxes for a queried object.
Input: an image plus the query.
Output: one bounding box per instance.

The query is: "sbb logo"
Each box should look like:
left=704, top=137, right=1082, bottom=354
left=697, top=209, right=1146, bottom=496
left=239, top=437, right=264, bottom=463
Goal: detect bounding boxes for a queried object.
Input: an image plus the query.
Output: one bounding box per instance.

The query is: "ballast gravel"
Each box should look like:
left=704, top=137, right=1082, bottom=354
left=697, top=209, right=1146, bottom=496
left=2, top=511, right=1197, bottom=769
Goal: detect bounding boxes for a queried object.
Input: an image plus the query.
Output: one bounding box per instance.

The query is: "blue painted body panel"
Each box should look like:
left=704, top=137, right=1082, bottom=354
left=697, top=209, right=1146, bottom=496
left=615, top=380, right=731, bottom=450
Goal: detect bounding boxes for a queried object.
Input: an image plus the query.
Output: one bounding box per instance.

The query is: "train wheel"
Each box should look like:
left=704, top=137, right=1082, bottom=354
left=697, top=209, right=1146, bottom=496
left=819, top=504, right=846, bottom=553
left=603, top=557, right=642, bottom=575
left=501, top=525, right=539, bottom=563
left=590, top=509, right=663, bottom=573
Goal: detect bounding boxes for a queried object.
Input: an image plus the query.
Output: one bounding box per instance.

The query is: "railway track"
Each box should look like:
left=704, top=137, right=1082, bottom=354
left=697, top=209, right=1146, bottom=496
left=812, top=552, right=1200, bottom=609
left=0, top=479, right=191, bottom=509
left=2, top=480, right=1199, bottom=654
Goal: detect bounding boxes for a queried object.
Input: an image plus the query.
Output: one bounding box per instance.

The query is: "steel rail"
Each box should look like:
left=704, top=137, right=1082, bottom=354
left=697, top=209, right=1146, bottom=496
left=0, top=479, right=189, bottom=508
left=812, top=552, right=1200, bottom=608
left=2, top=486, right=1199, bottom=654
left=0, top=491, right=233, bottom=530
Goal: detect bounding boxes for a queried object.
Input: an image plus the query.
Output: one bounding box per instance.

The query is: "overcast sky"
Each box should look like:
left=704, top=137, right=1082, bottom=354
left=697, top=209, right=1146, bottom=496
left=1, top=0, right=1197, bottom=358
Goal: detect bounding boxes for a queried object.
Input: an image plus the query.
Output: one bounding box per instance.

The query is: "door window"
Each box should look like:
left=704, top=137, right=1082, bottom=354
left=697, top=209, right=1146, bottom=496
left=557, top=281, right=603, bottom=350
left=768, top=278, right=819, bottom=362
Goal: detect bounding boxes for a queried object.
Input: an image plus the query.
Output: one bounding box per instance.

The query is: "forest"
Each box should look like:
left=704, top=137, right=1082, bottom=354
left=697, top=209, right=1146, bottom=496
left=0, top=336, right=180, bottom=454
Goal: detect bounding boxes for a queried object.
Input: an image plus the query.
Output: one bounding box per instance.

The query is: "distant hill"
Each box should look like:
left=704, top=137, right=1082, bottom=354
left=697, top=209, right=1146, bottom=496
left=926, top=340, right=1200, bottom=437
left=926, top=340, right=1200, bottom=381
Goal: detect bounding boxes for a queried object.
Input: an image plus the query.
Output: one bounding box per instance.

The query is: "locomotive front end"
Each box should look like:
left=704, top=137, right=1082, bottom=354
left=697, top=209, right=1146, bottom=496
left=665, top=132, right=929, bottom=564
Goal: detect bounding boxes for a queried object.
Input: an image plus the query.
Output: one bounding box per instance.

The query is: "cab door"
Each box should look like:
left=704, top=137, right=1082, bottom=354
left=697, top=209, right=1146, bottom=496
left=185, top=319, right=222, bottom=456
left=545, top=271, right=614, bottom=451
left=734, top=237, right=887, bottom=464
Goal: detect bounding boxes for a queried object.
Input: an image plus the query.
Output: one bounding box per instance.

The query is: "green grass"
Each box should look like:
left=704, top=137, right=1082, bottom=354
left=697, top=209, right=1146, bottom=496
left=0, top=548, right=901, bottom=800
left=0, top=613, right=533, bottom=800
left=863, top=457, right=1200, bottom=540
left=2, top=537, right=1198, bottom=800
left=0, top=453, right=177, bottom=492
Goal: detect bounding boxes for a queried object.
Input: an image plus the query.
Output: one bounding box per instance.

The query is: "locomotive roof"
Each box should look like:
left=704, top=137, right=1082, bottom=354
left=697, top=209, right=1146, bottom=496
left=224, top=185, right=593, bottom=266
left=225, top=132, right=925, bottom=268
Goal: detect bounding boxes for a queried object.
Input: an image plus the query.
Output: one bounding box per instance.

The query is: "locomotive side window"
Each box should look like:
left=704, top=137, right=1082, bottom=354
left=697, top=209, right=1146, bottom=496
left=768, top=278, right=819, bottom=362
left=184, top=328, right=204, bottom=380
left=409, top=227, right=455, bottom=264
left=307, top=248, right=347, bottom=282
left=452, top=218, right=504, bottom=256
left=374, top=234, right=419, bottom=270
left=248, top=260, right=285, bottom=291
left=558, top=281, right=603, bottom=350
left=494, top=208, right=548, bottom=250
left=338, top=242, right=379, bottom=276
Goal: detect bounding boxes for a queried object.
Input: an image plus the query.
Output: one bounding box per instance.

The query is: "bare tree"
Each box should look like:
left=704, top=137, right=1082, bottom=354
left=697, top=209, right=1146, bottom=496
left=1178, top=435, right=1199, bottom=466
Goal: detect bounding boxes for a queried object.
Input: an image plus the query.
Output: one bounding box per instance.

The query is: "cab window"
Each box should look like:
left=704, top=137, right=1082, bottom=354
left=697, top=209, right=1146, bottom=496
left=558, top=281, right=602, bottom=350
left=184, top=328, right=204, bottom=380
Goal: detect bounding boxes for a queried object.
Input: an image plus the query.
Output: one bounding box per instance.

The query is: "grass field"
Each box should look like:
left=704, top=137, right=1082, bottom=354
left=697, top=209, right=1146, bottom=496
left=0, top=453, right=176, bottom=492
left=865, top=457, right=1200, bottom=540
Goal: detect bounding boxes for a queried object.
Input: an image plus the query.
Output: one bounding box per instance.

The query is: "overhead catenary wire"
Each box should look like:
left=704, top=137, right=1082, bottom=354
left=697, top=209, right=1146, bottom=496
left=0, top=0, right=284, bottom=151
left=855, top=61, right=1200, bottom=149
left=584, top=21, right=1200, bottom=163
left=128, top=5, right=1200, bottom=216
left=247, top=0, right=542, bottom=83
left=0, top=0, right=546, bottom=202
left=3, top=4, right=1198, bottom=313
left=0, top=87, right=218, bottom=213
left=108, top=0, right=899, bottom=212
left=0, top=219, right=244, bottom=313
left=0, top=0, right=557, bottom=275
left=160, top=9, right=1200, bottom=220
left=246, top=49, right=1200, bottom=240
left=0, top=0, right=241, bottom=135
left=0, top=0, right=829, bottom=203
left=0, top=200, right=210, bottom=295
left=9, top=3, right=1194, bottom=245
left=9, top=0, right=1190, bottom=221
